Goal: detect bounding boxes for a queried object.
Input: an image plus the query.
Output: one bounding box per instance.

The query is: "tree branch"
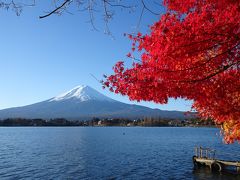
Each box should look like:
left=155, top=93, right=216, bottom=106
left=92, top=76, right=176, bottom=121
left=104, top=1, right=132, bottom=9
left=141, top=0, right=160, bottom=15
left=39, top=0, right=71, bottom=19
left=187, top=62, right=238, bottom=83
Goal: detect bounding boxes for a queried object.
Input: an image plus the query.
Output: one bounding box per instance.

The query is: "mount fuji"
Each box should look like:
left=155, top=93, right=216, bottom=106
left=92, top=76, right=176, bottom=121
left=0, top=85, right=186, bottom=120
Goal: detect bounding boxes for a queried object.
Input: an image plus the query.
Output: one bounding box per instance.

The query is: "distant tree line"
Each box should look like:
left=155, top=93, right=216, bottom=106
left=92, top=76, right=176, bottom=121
left=0, top=117, right=215, bottom=127
left=0, top=118, right=82, bottom=126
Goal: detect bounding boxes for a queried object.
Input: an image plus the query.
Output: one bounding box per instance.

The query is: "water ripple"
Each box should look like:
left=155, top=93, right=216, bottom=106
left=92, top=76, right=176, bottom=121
left=0, top=127, right=239, bottom=179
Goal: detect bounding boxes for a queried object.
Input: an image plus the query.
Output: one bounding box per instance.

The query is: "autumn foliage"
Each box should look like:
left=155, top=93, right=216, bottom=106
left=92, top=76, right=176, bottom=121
left=104, top=0, right=240, bottom=143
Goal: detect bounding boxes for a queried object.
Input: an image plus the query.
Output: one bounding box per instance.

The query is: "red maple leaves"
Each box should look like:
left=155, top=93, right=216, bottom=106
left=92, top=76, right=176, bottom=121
left=104, top=0, right=240, bottom=143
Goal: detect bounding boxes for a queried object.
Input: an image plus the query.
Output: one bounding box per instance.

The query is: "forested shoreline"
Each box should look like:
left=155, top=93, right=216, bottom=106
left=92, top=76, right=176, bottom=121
left=0, top=117, right=215, bottom=127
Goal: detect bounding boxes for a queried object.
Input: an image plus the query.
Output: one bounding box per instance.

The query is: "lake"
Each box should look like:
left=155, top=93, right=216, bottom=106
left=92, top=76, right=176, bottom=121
left=0, top=127, right=239, bottom=179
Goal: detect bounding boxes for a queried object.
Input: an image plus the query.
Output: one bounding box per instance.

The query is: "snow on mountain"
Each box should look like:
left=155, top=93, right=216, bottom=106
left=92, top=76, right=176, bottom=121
left=49, top=85, right=114, bottom=102
left=0, top=85, right=187, bottom=120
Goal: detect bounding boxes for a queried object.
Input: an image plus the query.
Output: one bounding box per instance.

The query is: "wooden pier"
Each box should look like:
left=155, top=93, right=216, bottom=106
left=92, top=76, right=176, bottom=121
left=193, top=147, right=240, bottom=174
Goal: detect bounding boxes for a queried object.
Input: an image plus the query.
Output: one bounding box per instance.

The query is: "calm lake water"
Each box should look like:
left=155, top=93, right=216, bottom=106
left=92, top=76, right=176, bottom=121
left=0, top=127, right=239, bottom=180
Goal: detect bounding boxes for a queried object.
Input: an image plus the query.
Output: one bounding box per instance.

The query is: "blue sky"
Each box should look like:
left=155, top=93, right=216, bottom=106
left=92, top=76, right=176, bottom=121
left=0, top=1, right=192, bottom=111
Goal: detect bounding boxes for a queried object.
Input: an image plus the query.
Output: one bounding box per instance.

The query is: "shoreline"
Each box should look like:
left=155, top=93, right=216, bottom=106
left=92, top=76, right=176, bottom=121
left=0, top=125, right=217, bottom=128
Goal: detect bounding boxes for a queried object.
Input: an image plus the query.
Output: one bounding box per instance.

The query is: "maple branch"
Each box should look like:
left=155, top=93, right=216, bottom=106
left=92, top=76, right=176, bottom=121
left=178, top=37, right=221, bottom=48
left=178, top=38, right=234, bottom=57
left=183, top=42, right=240, bottom=70
left=129, top=56, right=142, bottom=62
left=39, top=0, right=71, bottom=19
left=187, top=62, right=238, bottom=83
left=142, top=43, right=239, bottom=73
left=182, top=44, right=237, bottom=71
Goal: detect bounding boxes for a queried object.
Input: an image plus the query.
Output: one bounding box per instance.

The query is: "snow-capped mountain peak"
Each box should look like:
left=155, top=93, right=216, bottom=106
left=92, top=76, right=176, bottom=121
left=0, top=85, right=186, bottom=120
left=49, top=85, right=113, bottom=102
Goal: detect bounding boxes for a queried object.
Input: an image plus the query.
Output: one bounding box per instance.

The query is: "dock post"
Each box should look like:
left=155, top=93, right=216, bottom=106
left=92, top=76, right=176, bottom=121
left=237, top=167, right=240, bottom=174
left=195, top=147, right=198, bottom=157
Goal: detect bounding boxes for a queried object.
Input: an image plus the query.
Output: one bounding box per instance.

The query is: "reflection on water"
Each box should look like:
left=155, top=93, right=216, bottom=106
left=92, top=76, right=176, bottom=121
left=0, top=127, right=239, bottom=179
left=193, top=166, right=240, bottom=180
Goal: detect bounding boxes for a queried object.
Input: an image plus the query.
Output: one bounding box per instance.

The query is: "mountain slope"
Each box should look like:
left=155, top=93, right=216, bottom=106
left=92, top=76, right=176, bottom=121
left=0, top=85, right=186, bottom=120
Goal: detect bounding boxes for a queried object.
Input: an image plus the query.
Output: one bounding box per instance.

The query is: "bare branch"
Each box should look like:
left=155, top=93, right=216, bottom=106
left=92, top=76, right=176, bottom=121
left=0, top=0, right=158, bottom=35
left=104, top=1, right=133, bottom=9
left=102, top=0, right=113, bottom=36
left=136, top=6, right=144, bottom=31
left=90, top=73, right=101, bottom=83
left=20, top=0, right=36, bottom=7
left=87, top=0, right=99, bottom=31
left=39, top=0, right=72, bottom=19
left=141, top=0, right=160, bottom=16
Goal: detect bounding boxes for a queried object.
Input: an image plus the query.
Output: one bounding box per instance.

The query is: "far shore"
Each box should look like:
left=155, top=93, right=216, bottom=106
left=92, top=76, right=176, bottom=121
left=0, top=117, right=216, bottom=128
